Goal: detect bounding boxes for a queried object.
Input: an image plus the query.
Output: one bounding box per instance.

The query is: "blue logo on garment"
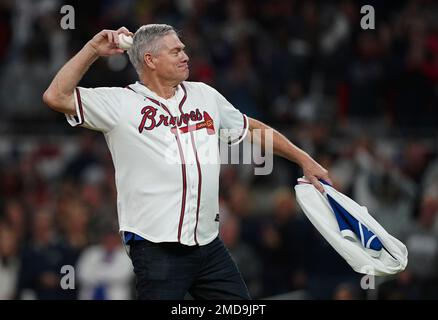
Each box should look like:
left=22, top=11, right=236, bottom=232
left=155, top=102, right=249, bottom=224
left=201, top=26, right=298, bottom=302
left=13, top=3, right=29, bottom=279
left=320, top=180, right=383, bottom=256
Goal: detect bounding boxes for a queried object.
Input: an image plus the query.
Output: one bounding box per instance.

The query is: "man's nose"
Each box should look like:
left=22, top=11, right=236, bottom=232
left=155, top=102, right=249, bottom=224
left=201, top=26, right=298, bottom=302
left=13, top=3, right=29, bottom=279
left=182, top=51, right=189, bottom=62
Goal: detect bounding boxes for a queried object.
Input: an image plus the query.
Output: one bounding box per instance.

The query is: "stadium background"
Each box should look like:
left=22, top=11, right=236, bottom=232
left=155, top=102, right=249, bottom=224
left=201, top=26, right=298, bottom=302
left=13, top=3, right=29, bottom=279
left=0, top=0, right=437, bottom=300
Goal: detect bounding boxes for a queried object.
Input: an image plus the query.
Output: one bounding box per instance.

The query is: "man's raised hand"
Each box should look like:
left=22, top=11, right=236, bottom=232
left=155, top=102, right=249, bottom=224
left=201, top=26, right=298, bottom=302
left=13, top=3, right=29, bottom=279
left=87, top=27, right=133, bottom=56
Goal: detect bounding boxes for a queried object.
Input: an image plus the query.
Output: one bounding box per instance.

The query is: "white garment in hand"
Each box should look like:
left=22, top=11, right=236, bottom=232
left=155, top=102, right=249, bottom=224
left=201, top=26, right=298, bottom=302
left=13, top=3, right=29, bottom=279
left=294, top=178, right=408, bottom=276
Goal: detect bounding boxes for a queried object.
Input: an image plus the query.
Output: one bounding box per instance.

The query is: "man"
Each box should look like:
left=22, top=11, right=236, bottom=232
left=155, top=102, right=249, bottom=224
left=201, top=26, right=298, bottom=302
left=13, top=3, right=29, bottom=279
left=43, top=24, right=331, bottom=299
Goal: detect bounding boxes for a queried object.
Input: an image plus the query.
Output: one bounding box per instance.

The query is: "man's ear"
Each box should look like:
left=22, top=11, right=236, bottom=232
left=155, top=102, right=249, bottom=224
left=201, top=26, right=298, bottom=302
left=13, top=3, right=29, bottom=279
left=144, top=53, right=156, bottom=70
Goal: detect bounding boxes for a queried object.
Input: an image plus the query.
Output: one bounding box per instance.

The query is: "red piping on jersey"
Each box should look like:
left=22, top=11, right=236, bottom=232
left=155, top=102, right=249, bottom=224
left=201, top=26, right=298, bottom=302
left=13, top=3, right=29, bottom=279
left=75, top=88, right=84, bottom=125
left=146, top=97, right=161, bottom=107
left=297, top=181, right=312, bottom=185
left=190, top=131, right=202, bottom=245
left=178, top=83, right=187, bottom=114
left=146, top=96, right=188, bottom=243
left=125, top=85, right=135, bottom=93
left=228, top=114, right=247, bottom=145
left=179, top=84, right=202, bottom=245
left=174, top=133, right=187, bottom=243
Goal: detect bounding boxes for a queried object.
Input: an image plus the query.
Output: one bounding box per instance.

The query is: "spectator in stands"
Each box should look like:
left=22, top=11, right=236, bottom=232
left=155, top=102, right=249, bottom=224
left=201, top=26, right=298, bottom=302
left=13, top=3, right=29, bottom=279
left=0, top=222, right=20, bottom=299
left=220, top=211, right=262, bottom=299
left=402, top=196, right=438, bottom=298
left=353, top=139, right=416, bottom=239
left=16, top=208, right=77, bottom=299
left=76, top=223, right=134, bottom=300
left=332, top=282, right=362, bottom=300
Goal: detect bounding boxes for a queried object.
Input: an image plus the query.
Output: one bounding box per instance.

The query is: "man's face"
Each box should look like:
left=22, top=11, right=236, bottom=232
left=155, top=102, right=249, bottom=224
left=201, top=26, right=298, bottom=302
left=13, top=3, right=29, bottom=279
left=152, top=32, right=189, bottom=83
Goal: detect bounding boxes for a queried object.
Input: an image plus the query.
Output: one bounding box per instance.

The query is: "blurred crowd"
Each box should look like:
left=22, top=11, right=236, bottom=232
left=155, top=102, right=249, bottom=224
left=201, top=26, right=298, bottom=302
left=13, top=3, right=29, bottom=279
left=0, top=0, right=438, bottom=300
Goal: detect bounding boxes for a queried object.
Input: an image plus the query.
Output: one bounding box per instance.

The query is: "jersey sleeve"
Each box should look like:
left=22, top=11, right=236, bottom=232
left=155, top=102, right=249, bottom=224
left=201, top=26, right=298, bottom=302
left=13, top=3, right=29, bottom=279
left=65, top=87, right=121, bottom=133
left=210, top=86, right=248, bottom=146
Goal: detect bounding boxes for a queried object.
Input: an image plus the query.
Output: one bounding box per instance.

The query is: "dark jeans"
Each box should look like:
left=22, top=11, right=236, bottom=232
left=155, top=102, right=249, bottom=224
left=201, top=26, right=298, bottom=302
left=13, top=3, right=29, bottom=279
left=129, top=236, right=251, bottom=300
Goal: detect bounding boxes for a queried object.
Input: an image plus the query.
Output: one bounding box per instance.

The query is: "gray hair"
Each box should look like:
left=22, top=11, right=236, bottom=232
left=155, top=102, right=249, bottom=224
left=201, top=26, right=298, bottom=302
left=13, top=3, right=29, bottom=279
left=127, top=24, right=176, bottom=77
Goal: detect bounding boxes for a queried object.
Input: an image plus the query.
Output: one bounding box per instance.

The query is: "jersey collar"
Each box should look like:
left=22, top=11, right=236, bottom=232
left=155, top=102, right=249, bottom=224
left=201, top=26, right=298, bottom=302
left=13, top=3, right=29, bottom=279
left=128, top=81, right=188, bottom=114
left=128, top=81, right=180, bottom=102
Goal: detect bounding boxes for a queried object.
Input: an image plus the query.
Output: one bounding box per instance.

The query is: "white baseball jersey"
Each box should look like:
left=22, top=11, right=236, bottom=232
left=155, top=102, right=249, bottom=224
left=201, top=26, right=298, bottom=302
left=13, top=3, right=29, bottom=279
left=65, top=81, right=248, bottom=246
